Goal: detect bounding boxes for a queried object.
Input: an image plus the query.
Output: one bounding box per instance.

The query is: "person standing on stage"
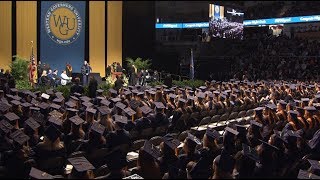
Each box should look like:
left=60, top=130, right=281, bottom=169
left=66, top=62, right=73, bottom=77
left=81, top=61, right=92, bottom=86
left=28, top=60, right=37, bottom=87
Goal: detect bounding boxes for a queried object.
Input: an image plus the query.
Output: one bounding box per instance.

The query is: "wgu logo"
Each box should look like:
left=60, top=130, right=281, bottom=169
left=45, top=2, right=82, bottom=45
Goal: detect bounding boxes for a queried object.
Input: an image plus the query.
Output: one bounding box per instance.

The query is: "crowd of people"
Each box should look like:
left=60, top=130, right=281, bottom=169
left=230, top=34, right=320, bottom=81
left=0, top=74, right=319, bottom=179
left=209, top=17, right=244, bottom=40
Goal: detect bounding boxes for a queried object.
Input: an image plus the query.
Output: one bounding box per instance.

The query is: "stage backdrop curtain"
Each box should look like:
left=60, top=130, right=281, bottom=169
left=40, top=1, right=86, bottom=73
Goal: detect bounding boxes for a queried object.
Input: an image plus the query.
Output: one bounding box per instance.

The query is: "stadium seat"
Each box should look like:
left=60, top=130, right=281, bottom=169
left=217, top=109, right=225, bottom=115
left=220, top=113, right=230, bottom=122
left=228, top=112, right=238, bottom=120
left=210, top=115, right=221, bottom=124
left=225, top=107, right=232, bottom=114
left=129, top=130, right=140, bottom=140
left=233, top=106, right=239, bottom=112
left=68, top=151, right=87, bottom=158
left=130, top=139, right=147, bottom=152
left=38, top=156, right=65, bottom=175
left=150, top=136, right=163, bottom=147
left=87, top=148, right=112, bottom=168
left=155, top=125, right=168, bottom=136
left=237, top=110, right=247, bottom=118
left=190, top=112, right=200, bottom=122
left=246, top=109, right=254, bottom=116
left=200, top=110, right=209, bottom=119
left=198, top=116, right=211, bottom=126
left=209, top=109, right=217, bottom=117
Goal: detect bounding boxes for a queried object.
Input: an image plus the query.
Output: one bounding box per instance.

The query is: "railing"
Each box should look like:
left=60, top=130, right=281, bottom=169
left=158, top=71, right=190, bottom=82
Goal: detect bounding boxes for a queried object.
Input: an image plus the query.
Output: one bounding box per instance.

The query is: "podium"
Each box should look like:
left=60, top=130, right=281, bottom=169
left=111, top=72, right=122, bottom=80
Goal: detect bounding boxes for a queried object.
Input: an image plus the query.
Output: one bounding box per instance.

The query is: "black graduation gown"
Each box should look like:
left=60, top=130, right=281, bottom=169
left=177, top=151, right=201, bottom=174
left=149, top=113, right=169, bottom=129
left=158, top=155, right=179, bottom=176
left=105, top=129, right=132, bottom=150
left=134, top=117, right=151, bottom=133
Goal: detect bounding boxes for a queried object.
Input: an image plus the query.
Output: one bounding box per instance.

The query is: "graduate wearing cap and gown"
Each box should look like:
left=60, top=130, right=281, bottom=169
left=95, top=150, right=131, bottom=179
left=158, top=134, right=180, bottom=176
left=212, top=149, right=235, bottom=179
left=82, top=107, right=97, bottom=135
left=304, top=106, right=318, bottom=140
left=24, top=117, right=41, bottom=147
left=193, top=128, right=222, bottom=179
left=67, top=156, right=95, bottom=179
left=105, top=115, right=132, bottom=151
left=177, top=133, right=201, bottom=178
left=63, top=115, right=86, bottom=154
left=247, top=120, right=263, bottom=148
left=97, top=106, right=115, bottom=133
left=79, top=122, right=106, bottom=154
left=3, top=130, right=33, bottom=178
left=131, top=140, right=162, bottom=179
left=149, top=102, right=169, bottom=129
left=33, top=125, right=66, bottom=174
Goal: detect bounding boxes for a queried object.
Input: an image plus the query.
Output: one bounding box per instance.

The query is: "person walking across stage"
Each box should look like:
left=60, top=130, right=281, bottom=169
left=81, top=61, right=92, bottom=86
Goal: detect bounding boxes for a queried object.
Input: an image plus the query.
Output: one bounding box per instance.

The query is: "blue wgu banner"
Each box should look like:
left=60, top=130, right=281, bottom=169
left=40, top=1, right=86, bottom=73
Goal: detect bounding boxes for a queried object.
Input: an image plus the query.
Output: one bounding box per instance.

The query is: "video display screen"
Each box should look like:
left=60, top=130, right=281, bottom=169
left=209, top=4, right=244, bottom=39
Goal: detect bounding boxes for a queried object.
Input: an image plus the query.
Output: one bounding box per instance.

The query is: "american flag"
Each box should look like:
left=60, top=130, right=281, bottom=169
left=30, top=46, right=35, bottom=62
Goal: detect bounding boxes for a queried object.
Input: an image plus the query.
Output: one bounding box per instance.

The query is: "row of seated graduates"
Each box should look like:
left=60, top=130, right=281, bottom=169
left=0, top=79, right=320, bottom=178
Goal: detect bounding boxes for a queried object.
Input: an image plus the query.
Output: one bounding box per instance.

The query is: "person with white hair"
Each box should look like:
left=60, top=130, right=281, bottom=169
left=60, top=70, right=72, bottom=86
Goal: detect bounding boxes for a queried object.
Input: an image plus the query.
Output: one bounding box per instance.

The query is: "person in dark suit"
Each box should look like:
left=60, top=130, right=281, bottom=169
left=105, top=65, right=112, bottom=77
left=88, top=76, right=98, bottom=98
left=164, top=74, right=173, bottom=88
left=70, top=78, right=85, bottom=95
left=114, top=75, right=124, bottom=92
left=81, top=61, right=92, bottom=86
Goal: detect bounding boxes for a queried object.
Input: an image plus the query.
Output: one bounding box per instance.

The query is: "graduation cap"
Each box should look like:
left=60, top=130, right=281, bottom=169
left=131, top=89, right=139, bottom=95
left=68, top=156, right=95, bottom=172
left=137, top=92, right=144, bottom=96
left=90, top=122, right=105, bottom=135
left=55, top=91, right=63, bottom=96
left=100, top=99, right=111, bottom=106
left=86, top=107, right=97, bottom=114
left=242, top=143, right=259, bottom=162
left=278, top=100, right=287, bottom=106
left=96, top=89, right=104, bottom=94
left=44, top=125, right=61, bottom=142
left=196, top=92, right=206, bottom=99
left=45, top=89, right=54, bottom=95
left=258, top=139, right=279, bottom=152
left=224, top=127, right=239, bottom=141
left=66, top=108, right=79, bottom=113
left=154, top=102, right=165, bottom=109
left=265, top=104, right=277, bottom=110
left=142, top=140, right=161, bottom=159
left=178, top=98, right=187, bottom=103
left=289, top=110, right=299, bottom=118
left=48, top=116, right=63, bottom=126
left=12, top=95, right=22, bottom=101
left=115, top=102, right=126, bottom=110
left=124, top=107, right=136, bottom=116
left=97, top=106, right=111, bottom=116
left=109, top=88, right=118, bottom=95
left=50, top=103, right=61, bottom=110
left=25, top=117, right=41, bottom=130
left=163, top=134, right=181, bottom=150
left=41, top=93, right=50, bottom=100
left=305, top=106, right=317, bottom=111
left=114, top=115, right=128, bottom=125
left=206, top=127, right=220, bottom=140
left=307, top=159, right=320, bottom=172
left=39, top=102, right=50, bottom=110
left=187, top=95, right=195, bottom=101
left=308, top=129, right=320, bottom=150
left=65, top=101, right=76, bottom=108
left=4, top=112, right=20, bottom=122
left=53, top=98, right=64, bottom=104
left=0, top=101, right=10, bottom=113
left=82, top=102, right=94, bottom=108
left=29, top=167, right=53, bottom=179
left=123, top=91, right=132, bottom=96
left=49, top=110, right=63, bottom=118
left=69, top=115, right=85, bottom=126
left=80, top=96, right=91, bottom=102
left=73, top=92, right=82, bottom=97
left=96, top=96, right=106, bottom=101
left=297, top=169, right=320, bottom=179
left=11, top=100, right=21, bottom=106
left=31, top=99, right=40, bottom=106
left=10, top=129, right=30, bottom=146
left=301, top=98, right=310, bottom=102
left=186, top=133, right=201, bottom=145
left=10, top=88, right=18, bottom=93
left=129, top=100, right=140, bottom=109
left=254, top=107, right=265, bottom=112
left=149, top=91, right=156, bottom=95
left=0, top=120, right=13, bottom=134
left=110, top=97, right=121, bottom=103
left=235, top=124, right=247, bottom=135
left=250, top=120, right=263, bottom=128
left=140, top=105, right=152, bottom=115
left=21, top=102, right=32, bottom=108
left=123, top=174, right=144, bottom=179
